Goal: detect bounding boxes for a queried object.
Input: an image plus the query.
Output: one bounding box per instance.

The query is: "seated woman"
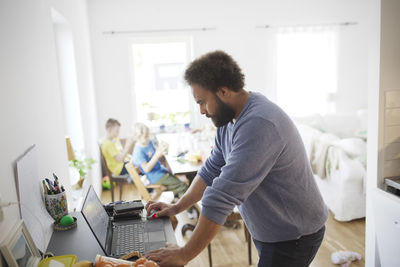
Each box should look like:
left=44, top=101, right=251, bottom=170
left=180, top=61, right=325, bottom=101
left=132, top=123, right=188, bottom=198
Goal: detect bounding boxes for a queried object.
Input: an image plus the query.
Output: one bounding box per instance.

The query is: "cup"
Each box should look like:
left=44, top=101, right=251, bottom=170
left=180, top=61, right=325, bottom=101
left=160, top=141, right=169, bottom=155
left=45, top=191, right=68, bottom=222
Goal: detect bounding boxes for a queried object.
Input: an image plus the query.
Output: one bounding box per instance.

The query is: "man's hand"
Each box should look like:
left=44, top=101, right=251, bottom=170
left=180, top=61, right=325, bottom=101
left=145, top=243, right=188, bottom=267
left=145, top=201, right=178, bottom=218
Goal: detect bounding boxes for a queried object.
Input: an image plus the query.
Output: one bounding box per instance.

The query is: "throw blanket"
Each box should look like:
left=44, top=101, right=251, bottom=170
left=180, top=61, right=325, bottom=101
left=310, top=133, right=367, bottom=180
left=310, top=133, right=339, bottom=178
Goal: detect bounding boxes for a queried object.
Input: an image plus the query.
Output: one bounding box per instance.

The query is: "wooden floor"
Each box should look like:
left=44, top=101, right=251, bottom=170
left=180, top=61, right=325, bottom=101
left=101, top=183, right=365, bottom=267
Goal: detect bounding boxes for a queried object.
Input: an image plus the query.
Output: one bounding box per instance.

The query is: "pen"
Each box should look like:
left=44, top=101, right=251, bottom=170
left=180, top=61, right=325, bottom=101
left=53, top=173, right=63, bottom=193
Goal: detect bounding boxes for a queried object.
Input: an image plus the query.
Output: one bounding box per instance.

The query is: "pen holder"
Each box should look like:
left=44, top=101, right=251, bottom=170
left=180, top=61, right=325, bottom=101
left=45, top=191, right=68, bottom=222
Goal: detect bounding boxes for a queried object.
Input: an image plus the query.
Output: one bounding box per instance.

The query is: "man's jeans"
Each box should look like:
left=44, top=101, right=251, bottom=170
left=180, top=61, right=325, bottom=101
left=253, top=225, right=325, bottom=267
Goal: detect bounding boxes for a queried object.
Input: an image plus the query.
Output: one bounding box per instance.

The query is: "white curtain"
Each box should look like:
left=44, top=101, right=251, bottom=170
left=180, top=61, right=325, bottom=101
left=276, top=26, right=338, bottom=117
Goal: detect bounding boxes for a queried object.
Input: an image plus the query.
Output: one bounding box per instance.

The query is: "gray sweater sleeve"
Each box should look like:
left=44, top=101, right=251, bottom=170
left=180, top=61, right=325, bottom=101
left=197, top=133, right=225, bottom=186
left=200, top=118, right=286, bottom=225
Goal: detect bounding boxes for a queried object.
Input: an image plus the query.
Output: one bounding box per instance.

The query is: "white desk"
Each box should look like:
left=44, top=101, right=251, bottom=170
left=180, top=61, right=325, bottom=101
left=156, top=132, right=207, bottom=181
left=163, top=155, right=202, bottom=176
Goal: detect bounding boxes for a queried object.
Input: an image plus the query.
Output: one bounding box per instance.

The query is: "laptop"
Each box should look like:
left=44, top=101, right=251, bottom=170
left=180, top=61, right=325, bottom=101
left=81, top=186, right=175, bottom=258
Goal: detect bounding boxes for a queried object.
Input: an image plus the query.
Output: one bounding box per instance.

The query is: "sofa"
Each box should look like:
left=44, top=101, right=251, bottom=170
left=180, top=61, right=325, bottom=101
left=293, top=112, right=367, bottom=221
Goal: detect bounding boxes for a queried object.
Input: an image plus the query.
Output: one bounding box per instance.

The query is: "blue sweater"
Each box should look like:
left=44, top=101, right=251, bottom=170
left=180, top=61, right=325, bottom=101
left=132, top=141, right=168, bottom=184
left=198, top=92, right=328, bottom=243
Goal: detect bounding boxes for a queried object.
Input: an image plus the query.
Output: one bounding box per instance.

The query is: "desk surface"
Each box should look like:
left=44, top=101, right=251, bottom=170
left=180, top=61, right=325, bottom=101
left=46, top=212, right=177, bottom=262
left=46, top=212, right=105, bottom=261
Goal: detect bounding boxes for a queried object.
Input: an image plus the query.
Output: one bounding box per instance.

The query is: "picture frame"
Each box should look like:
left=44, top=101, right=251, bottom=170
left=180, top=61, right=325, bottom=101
left=0, top=220, right=41, bottom=267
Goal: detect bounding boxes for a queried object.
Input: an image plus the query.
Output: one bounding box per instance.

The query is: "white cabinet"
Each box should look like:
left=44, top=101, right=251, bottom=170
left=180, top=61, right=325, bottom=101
left=373, top=189, right=400, bottom=267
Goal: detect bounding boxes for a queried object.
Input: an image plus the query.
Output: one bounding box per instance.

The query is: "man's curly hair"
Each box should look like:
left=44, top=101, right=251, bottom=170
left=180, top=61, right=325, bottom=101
left=184, top=50, right=245, bottom=93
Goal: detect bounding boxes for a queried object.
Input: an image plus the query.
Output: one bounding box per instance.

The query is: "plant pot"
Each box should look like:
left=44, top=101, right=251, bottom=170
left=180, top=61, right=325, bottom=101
left=72, top=176, right=85, bottom=190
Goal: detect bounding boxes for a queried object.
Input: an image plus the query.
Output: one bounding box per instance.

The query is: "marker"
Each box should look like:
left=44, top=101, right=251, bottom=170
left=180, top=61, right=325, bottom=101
left=54, top=184, right=60, bottom=194
left=45, top=178, right=54, bottom=187
left=53, top=173, right=59, bottom=183
left=42, top=180, right=49, bottom=195
left=45, top=178, right=55, bottom=193
left=53, top=173, right=59, bottom=189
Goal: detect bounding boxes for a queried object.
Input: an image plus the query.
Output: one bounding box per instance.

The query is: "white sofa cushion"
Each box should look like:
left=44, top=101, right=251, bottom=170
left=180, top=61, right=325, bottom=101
left=293, top=113, right=365, bottom=138
left=333, top=138, right=366, bottom=159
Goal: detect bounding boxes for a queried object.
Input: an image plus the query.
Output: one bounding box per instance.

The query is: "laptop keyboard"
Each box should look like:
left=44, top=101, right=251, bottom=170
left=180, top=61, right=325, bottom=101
left=112, top=222, right=145, bottom=256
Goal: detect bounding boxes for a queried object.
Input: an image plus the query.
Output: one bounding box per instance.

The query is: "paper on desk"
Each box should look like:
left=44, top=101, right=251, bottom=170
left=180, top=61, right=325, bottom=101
left=15, top=145, right=54, bottom=252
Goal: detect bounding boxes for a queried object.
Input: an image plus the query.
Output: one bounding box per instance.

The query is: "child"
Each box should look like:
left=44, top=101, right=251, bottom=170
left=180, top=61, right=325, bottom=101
left=132, top=122, right=188, bottom=198
left=101, top=118, right=135, bottom=177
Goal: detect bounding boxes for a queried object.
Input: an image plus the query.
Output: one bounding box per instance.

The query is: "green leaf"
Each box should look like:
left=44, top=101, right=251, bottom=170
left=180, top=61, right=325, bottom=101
left=69, top=153, right=96, bottom=178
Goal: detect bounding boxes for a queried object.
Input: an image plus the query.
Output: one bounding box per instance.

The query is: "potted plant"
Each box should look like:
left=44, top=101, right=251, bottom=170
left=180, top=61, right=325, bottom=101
left=69, top=154, right=96, bottom=189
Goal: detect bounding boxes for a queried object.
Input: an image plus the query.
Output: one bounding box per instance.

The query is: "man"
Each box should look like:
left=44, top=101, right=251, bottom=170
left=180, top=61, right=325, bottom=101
left=145, top=51, right=328, bottom=267
left=101, top=118, right=135, bottom=177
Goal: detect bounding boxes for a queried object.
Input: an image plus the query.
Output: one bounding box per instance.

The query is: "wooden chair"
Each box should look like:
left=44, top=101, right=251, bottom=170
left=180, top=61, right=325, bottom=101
left=99, top=138, right=134, bottom=202
left=206, top=211, right=252, bottom=267
left=196, top=207, right=253, bottom=267
left=125, top=162, right=177, bottom=229
left=225, top=211, right=252, bottom=266
left=125, top=162, right=170, bottom=202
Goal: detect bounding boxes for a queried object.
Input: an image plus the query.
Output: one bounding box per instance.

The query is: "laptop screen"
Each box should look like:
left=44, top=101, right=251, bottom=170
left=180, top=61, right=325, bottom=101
left=81, top=186, right=110, bottom=251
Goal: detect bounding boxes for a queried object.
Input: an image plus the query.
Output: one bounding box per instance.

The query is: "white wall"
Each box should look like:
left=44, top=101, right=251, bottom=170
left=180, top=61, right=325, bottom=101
left=0, top=0, right=99, bottom=257
left=87, top=0, right=370, bottom=137
left=0, top=0, right=67, bottom=246
left=49, top=0, right=102, bottom=195
left=365, top=0, right=381, bottom=265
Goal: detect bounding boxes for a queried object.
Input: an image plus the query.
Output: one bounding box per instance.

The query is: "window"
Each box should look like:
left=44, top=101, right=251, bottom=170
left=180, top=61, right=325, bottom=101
left=52, top=9, right=85, bottom=188
left=131, top=39, right=192, bottom=128
left=276, top=27, right=338, bottom=116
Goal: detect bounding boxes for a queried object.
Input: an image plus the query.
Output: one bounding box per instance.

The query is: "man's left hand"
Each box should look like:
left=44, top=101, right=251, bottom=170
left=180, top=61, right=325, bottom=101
left=145, top=243, right=188, bottom=267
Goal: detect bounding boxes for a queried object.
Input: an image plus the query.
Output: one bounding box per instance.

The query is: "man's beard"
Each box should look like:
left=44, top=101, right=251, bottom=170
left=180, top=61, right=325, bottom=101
left=209, top=94, right=236, bottom=127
